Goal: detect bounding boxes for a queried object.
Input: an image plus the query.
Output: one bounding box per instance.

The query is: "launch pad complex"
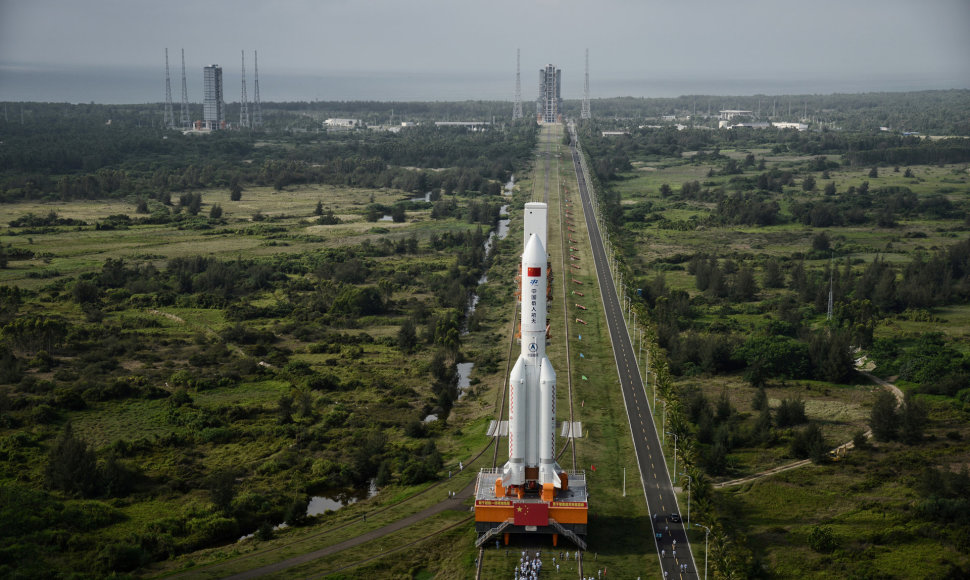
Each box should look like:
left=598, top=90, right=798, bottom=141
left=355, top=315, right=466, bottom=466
left=474, top=203, right=588, bottom=549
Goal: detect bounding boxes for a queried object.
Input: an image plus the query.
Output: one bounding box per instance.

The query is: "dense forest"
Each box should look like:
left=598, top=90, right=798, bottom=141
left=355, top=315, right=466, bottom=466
left=566, top=89, right=970, bottom=135
left=0, top=103, right=536, bottom=203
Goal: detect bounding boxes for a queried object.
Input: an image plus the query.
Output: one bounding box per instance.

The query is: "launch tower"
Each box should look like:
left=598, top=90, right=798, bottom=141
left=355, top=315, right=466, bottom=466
left=537, top=64, right=562, bottom=124
left=203, top=64, right=224, bottom=130
left=474, top=203, right=588, bottom=549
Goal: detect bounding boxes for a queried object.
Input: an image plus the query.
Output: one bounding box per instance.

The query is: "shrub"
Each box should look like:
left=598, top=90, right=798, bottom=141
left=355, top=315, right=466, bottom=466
left=808, top=525, right=838, bottom=553
left=776, top=398, right=807, bottom=427
left=96, top=542, right=149, bottom=573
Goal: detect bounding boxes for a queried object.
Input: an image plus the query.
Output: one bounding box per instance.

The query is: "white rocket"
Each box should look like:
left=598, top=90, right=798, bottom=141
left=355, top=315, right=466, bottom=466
left=503, top=202, right=563, bottom=490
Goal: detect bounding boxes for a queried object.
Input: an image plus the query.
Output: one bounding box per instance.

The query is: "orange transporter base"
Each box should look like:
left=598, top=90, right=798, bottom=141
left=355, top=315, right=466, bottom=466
left=473, top=468, right=588, bottom=549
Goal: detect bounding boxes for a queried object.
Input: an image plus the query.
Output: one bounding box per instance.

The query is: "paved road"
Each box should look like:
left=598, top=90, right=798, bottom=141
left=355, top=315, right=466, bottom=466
left=568, top=129, right=698, bottom=579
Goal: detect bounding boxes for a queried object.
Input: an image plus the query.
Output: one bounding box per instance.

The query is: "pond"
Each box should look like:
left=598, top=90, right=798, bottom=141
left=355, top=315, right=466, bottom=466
left=306, top=479, right=378, bottom=516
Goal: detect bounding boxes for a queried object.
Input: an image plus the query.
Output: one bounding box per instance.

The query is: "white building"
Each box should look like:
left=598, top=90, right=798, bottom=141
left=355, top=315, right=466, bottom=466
left=772, top=121, right=808, bottom=131
left=324, top=118, right=360, bottom=128
left=719, top=109, right=752, bottom=120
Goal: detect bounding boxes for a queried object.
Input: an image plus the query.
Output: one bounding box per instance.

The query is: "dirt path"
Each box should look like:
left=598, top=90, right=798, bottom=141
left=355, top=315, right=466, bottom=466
left=714, top=372, right=902, bottom=489
left=222, top=479, right=478, bottom=579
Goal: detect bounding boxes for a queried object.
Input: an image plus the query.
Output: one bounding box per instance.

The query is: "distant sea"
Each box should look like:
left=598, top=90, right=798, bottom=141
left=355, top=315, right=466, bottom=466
left=0, top=63, right=965, bottom=104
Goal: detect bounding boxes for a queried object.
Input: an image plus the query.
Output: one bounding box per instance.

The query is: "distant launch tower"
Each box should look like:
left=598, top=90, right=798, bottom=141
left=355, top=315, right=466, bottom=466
left=581, top=49, right=591, bottom=120
left=513, top=49, right=523, bottom=120
left=538, top=64, right=562, bottom=124
left=474, top=203, right=587, bottom=549
left=240, top=51, right=250, bottom=129
left=164, top=48, right=175, bottom=128
left=180, top=49, right=190, bottom=128
left=203, top=64, right=224, bottom=130
left=252, top=51, right=263, bottom=128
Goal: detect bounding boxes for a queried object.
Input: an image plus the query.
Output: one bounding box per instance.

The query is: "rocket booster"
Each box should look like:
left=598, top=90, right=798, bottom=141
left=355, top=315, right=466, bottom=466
left=503, top=230, right=562, bottom=489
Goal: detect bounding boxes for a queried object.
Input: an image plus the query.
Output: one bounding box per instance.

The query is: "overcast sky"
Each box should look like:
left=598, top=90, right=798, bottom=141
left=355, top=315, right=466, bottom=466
left=1, top=0, right=968, bottom=102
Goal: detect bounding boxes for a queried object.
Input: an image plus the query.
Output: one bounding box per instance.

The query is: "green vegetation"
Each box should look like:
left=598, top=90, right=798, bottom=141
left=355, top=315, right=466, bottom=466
left=0, top=111, right=535, bottom=577
left=2, top=89, right=970, bottom=578
left=576, top=94, right=970, bottom=575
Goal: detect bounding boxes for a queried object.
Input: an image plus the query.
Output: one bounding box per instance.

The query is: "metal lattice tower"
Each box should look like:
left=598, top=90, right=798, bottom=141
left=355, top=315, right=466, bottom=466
left=164, top=49, right=175, bottom=128
left=240, top=50, right=250, bottom=129
left=252, top=51, right=263, bottom=128
left=512, top=48, right=523, bottom=120
left=827, top=254, right=834, bottom=321
left=581, top=49, right=591, bottom=120
left=180, top=49, right=190, bottom=128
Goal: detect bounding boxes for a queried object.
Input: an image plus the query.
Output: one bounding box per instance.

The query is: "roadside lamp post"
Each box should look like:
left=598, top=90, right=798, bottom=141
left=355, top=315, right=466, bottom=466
left=680, top=472, right=692, bottom=528
left=661, top=400, right=667, bottom=444
left=695, top=523, right=711, bottom=580
left=649, top=360, right=656, bottom=410
left=620, top=282, right=626, bottom=316
left=638, top=329, right=643, bottom=378
left=665, top=431, right=678, bottom=484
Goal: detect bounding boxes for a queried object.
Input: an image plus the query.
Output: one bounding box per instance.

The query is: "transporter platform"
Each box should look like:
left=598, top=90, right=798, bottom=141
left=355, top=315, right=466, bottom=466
left=474, top=468, right=588, bottom=549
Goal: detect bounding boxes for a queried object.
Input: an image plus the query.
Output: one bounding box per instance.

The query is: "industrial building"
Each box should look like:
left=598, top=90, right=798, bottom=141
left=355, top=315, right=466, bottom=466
left=324, top=118, right=361, bottom=129
left=203, top=65, right=224, bottom=130
left=718, top=109, right=752, bottom=120
left=537, top=65, right=562, bottom=124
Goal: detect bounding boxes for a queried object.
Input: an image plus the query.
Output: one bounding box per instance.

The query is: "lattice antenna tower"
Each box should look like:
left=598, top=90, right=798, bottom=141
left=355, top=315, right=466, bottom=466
left=512, top=49, right=523, bottom=120
left=240, top=50, right=250, bottom=129
left=581, top=48, right=591, bottom=120
left=826, top=253, right=835, bottom=320
left=180, top=49, right=190, bottom=127
left=252, top=50, right=263, bottom=128
left=164, top=48, right=175, bottom=128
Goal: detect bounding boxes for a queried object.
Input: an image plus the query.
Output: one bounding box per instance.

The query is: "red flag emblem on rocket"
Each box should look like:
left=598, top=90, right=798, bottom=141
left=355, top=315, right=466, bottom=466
left=513, top=501, right=549, bottom=526
left=527, top=267, right=541, bottom=277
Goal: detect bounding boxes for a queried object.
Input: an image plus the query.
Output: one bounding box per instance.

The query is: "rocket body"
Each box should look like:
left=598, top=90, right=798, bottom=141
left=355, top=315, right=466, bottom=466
left=502, top=223, right=562, bottom=489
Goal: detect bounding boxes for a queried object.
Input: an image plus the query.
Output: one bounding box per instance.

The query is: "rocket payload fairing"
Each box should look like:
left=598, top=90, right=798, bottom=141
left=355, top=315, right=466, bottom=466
left=502, top=203, right=563, bottom=491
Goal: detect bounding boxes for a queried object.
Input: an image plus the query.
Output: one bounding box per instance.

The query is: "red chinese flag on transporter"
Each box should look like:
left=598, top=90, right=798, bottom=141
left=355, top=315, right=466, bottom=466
left=513, top=502, right=549, bottom=527
left=527, top=267, right=541, bottom=277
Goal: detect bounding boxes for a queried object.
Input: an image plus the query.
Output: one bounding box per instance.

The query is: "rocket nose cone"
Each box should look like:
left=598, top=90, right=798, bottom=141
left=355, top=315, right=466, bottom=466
left=524, top=234, right=546, bottom=267
left=539, top=357, right=556, bottom=382
left=510, top=357, right=527, bottom=382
